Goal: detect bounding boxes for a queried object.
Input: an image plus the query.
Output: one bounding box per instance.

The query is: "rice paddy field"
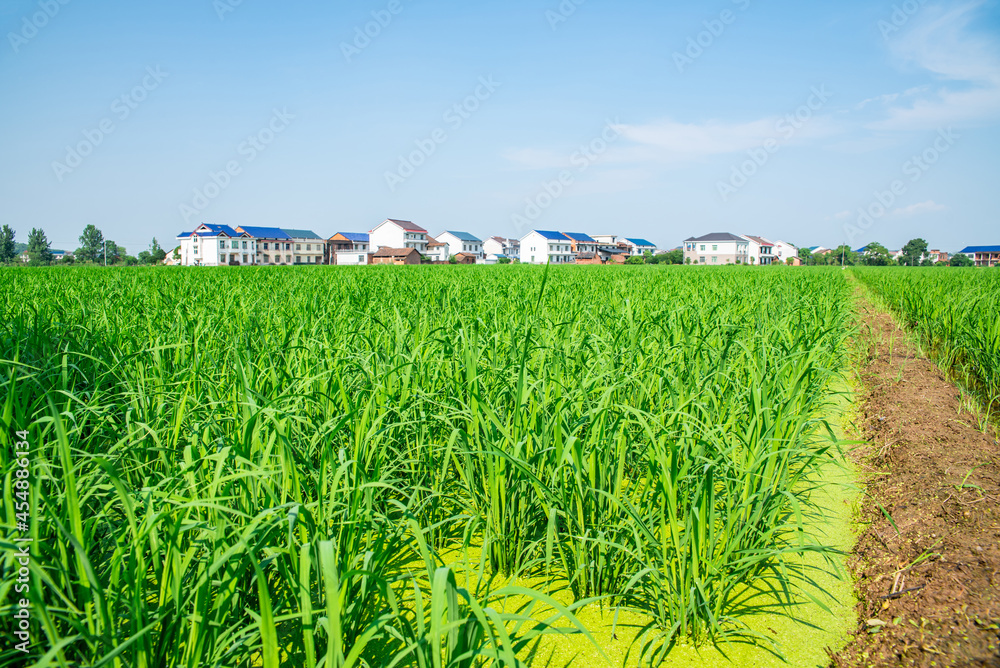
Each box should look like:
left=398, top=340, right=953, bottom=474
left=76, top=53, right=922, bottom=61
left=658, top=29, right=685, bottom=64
left=1, top=265, right=860, bottom=667
left=852, top=268, right=1000, bottom=418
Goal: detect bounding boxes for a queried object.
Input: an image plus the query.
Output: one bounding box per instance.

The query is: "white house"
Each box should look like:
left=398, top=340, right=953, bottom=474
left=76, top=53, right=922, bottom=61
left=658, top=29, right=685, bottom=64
left=621, top=238, right=657, bottom=257
left=436, top=231, right=484, bottom=259
left=424, top=236, right=449, bottom=263
left=773, top=240, right=799, bottom=265
left=370, top=219, right=428, bottom=254
left=683, top=233, right=749, bottom=265
left=177, top=223, right=257, bottom=266
left=743, top=235, right=777, bottom=266
left=592, top=234, right=619, bottom=245
left=483, top=236, right=520, bottom=261
left=520, top=231, right=576, bottom=265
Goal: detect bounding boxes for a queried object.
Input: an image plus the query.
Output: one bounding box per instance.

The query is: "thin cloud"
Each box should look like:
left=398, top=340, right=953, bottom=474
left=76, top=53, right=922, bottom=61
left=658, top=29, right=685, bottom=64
left=891, top=200, right=947, bottom=216
left=869, top=1, right=1000, bottom=130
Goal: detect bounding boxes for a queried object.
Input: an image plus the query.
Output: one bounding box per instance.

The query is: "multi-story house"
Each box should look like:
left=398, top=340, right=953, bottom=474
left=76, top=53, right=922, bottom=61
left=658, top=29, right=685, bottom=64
left=592, top=234, right=619, bottom=245
left=424, top=236, right=449, bottom=263
left=621, top=238, right=657, bottom=257
left=328, top=233, right=371, bottom=265
left=282, top=230, right=326, bottom=265
left=683, top=233, right=750, bottom=266
left=177, top=223, right=257, bottom=266
left=237, top=226, right=292, bottom=266
left=773, top=240, right=799, bottom=265
left=959, top=245, right=1000, bottom=267
left=520, top=231, right=576, bottom=265
left=562, top=233, right=599, bottom=258
left=743, top=235, right=776, bottom=265
left=436, top=231, right=484, bottom=260
left=370, top=219, right=428, bottom=254
left=483, top=236, right=520, bottom=262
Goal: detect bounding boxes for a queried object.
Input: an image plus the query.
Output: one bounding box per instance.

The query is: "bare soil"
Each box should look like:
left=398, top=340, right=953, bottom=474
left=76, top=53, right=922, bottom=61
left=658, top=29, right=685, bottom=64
left=832, top=294, right=1000, bottom=667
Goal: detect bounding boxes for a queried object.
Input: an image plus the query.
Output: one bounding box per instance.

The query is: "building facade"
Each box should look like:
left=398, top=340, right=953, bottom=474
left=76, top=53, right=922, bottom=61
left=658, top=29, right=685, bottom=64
left=370, top=219, right=428, bottom=254
left=520, top=231, right=576, bottom=264
left=683, top=233, right=750, bottom=266
left=436, top=231, right=484, bottom=260
left=177, top=223, right=257, bottom=266
left=959, top=245, right=1000, bottom=267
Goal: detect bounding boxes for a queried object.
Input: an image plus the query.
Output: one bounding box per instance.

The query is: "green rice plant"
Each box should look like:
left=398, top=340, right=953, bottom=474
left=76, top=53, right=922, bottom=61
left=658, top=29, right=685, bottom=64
left=0, top=264, right=853, bottom=665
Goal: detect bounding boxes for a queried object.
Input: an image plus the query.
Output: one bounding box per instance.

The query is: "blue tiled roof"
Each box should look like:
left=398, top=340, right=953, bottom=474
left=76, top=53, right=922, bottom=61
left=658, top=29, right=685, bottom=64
left=282, top=229, right=323, bottom=240
left=960, top=245, right=1000, bottom=253
left=240, top=226, right=291, bottom=240
left=563, top=232, right=596, bottom=242
left=338, top=232, right=369, bottom=243
left=534, top=230, right=568, bottom=241
left=626, top=238, right=656, bottom=247
left=443, top=231, right=482, bottom=242
left=195, top=223, right=242, bottom=237
left=177, top=232, right=193, bottom=238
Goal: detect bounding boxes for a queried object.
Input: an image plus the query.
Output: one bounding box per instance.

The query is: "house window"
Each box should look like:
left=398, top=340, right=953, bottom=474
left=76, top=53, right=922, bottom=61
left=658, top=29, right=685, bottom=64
left=286, top=255, right=292, bottom=263
left=700, top=245, right=705, bottom=251
left=316, top=256, right=322, bottom=264
left=306, top=244, right=311, bottom=251
left=296, top=244, right=301, bottom=251
left=263, top=254, right=269, bottom=263
left=699, top=257, right=706, bottom=264
left=243, top=241, right=248, bottom=249
left=712, top=245, right=718, bottom=251
left=220, top=240, right=226, bottom=248
left=358, top=255, right=364, bottom=263
left=263, top=243, right=268, bottom=250
left=712, top=256, right=718, bottom=264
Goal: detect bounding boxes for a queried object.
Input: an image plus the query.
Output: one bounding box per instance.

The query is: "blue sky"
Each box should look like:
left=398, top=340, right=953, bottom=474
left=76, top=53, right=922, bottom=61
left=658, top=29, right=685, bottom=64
left=1, top=0, right=998, bottom=254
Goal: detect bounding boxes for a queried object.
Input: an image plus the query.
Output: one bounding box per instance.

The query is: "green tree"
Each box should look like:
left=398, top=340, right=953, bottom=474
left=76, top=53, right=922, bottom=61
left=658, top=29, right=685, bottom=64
left=77, top=224, right=105, bottom=263
left=661, top=249, right=684, bottom=265
left=0, top=225, right=16, bottom=263
left=626, top=255, right=645, bottom=265
left=861, top=242, right=891, bottom=266
left=797, top=247, right=814, bottom=265
left=949, top=253, right=974, bottom=267
left=900, top=238, right=929, bottom=266
left=103, top=240, right=122, bottom=265
left=643, top=250, right=654, bottom=264
left=826, top=245, right=858, bottom=266
left=27, top=228, right=54, bottom=266
left=138, top=251, right=152, bottom=265
left=147, top=238, right=167, bottom=264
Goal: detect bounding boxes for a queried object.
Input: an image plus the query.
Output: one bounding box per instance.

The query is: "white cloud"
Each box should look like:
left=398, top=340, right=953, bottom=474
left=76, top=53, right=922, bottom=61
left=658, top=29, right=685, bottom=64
left=891, top=200, right=947, bottom=216
left=870, top=2, right=1000, bottom=130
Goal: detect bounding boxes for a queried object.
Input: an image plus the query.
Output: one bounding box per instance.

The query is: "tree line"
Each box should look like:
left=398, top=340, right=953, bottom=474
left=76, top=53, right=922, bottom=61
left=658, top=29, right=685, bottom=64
left=795, top=238, right=978, bottom=267
left=0, top=225, right=169, bottom=266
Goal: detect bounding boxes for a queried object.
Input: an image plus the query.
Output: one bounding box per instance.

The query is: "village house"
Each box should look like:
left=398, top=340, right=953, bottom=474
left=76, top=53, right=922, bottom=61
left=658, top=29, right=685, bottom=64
left=424, top=237, right=449, bottom=263
left=370, top=219, right=428, bottom=255
left=743, top=236, right=776, bottom=265
left=562, top=232, right=599, bottom=258
left=683, top=233, right=750, bottom=265
left=436, top=231, right=484, bottom=260
left=773, top=240, right=799, bottom=265
left=328, top=233, right=371, bottom=265
left=237, top=226, right=292, bottom=265
left=520, top=231, right=576, bottom=265
left=621, top=238, right=657, bottom=257
left=959, top=245, right=1000, bottom=267
left=283, top=229, right=325, bottom=265
left=177, top=223, right=257, bottom=266
left=483, top=236, right=520, bottom=262
left=372, top=247, right=421, bottom=265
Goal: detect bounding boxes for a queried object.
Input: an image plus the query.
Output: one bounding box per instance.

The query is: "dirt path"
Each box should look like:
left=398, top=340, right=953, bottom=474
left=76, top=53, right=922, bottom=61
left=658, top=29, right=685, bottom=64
left=833, top=292, right=1000, bottom=667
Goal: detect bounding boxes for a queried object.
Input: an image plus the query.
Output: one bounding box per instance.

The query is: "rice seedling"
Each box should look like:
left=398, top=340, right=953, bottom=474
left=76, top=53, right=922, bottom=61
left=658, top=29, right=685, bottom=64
left=0, top=264, right=853, bottom=666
